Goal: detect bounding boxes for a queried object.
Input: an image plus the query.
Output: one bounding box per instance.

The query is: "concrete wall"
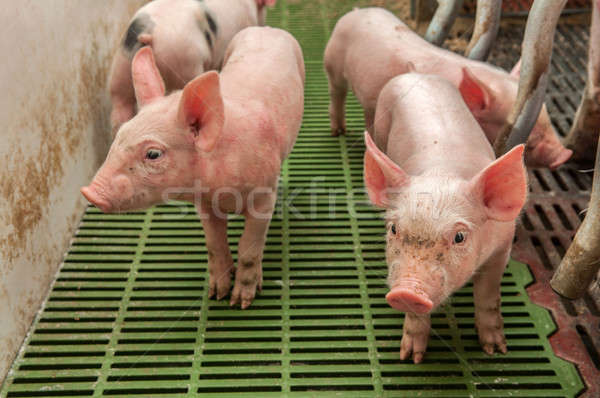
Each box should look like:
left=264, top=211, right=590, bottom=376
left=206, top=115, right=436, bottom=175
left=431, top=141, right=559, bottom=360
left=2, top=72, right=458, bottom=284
left=0, top=0, right=146, bottom=385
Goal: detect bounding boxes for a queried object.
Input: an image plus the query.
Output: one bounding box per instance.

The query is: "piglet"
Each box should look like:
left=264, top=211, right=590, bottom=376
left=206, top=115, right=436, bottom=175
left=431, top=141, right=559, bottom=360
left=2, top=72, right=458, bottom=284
left=325, top=7, right=571, bottom=169
left=109, top=0, right=276, bottom=135
left=364, top=73, right=527, bottom=363
left=82, top=27, right=304, bottom=308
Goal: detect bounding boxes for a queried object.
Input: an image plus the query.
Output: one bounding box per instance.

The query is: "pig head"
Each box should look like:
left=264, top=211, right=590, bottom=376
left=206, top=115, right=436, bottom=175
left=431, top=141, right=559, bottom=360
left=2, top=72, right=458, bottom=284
left=83, top=47, right=223, bottom=212
left=364, top=133, right=527, bottom=313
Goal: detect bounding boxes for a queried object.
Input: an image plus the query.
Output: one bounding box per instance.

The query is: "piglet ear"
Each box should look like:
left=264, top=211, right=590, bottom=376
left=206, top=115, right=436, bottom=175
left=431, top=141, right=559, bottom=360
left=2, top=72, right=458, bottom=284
left=132, top=46, right=166, bottom=107
left=458, top=67, right=493, bottom=116
left=510, top=59, right=521, bottom=78
left=178, top=71, right=224, bottom=152
left=363, top=131, right=410, bottom=207
left=470, top=144, right=528, bottom=222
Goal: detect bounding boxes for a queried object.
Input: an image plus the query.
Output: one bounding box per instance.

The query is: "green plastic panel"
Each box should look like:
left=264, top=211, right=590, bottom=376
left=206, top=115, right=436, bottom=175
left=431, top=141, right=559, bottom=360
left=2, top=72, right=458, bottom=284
left=1, top=1, right=584, bottom=397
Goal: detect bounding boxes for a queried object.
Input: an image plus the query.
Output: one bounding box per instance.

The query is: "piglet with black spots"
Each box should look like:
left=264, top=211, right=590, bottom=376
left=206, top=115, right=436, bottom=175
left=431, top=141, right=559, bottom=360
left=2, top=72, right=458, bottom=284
left=364, top=73, right=528, bottom=363
left=109, top=0, right=276, bottom=135
left=82, top=27, right=304, bottom=309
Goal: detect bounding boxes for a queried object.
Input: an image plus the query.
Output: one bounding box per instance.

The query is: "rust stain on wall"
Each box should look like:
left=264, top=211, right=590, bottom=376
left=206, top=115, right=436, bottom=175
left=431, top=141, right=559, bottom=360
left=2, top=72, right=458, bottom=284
left=0, top=8, right=142, bottom=269
left=0, top=33, right=112, bottom=268
left=0, top=1, right=148, bottom=386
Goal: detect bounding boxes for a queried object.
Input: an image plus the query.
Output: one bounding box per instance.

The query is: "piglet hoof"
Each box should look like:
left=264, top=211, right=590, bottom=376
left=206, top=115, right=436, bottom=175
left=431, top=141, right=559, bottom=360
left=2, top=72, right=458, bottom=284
left=331, top=127, right=346, bottom=137
left=230, top=268, right=262, bottom=309
left=476, top=309, right=508, bottom=355
left=229, top=285, right=257, bottom=309
left=478, top=329, right=508, bottom=355
left=399, top=333, right=429, bottom=364
left=208, top=267, right=233, bottom=300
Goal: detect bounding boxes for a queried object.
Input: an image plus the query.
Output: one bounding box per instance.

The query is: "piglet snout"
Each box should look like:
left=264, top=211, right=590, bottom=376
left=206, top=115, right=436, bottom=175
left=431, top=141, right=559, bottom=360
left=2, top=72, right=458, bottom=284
left=81, top=173, right=134, bottom=213
left=386, top=284, right=433, bottom=314
left=525, top=143, right=572, bottom=170
left=81, top=186, right=113, bottom=213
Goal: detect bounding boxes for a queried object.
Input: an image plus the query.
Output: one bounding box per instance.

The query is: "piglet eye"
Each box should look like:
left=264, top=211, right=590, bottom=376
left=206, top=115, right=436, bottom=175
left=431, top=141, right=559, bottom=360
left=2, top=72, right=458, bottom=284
left=453, top=232, right=465, bottom=244
left=146, top=149, right=163, bottom=160
left=390, top=224, right=396, bottom=235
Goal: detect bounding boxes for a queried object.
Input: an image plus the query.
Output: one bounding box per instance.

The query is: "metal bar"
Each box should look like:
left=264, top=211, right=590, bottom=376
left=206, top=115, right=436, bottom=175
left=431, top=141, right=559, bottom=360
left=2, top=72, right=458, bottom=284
left=493, top=0, right=568, bottom=157
left=425, top=0, right=465, bottom=45
left=564, top=0, right=600, bottom=163
left=465, top=0, right=502, bottom=61
left=551, top=135, right=600, bottom=299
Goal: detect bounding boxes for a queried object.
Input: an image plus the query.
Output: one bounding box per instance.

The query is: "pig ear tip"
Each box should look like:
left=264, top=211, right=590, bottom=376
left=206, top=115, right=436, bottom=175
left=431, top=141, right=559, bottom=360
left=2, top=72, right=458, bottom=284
left=207, top=70, right=219, bottom=79
left=515, top=144, right=525, bottom=156
left=200, top=70, right=220, bottom=85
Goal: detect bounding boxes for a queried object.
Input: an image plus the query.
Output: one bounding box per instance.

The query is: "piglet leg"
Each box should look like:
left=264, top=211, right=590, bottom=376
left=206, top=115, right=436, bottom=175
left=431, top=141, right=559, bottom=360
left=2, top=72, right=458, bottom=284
left=325, top=64, right=348, bottom=136
left=400, top=312, right=431, bottom=364
left=364, top=109, right=376, bottom=136
left=199, top=207, right=234, bottom=300
left=473, top=248, right=509, bottom=355
left=230, top=189, right=277, bottom=309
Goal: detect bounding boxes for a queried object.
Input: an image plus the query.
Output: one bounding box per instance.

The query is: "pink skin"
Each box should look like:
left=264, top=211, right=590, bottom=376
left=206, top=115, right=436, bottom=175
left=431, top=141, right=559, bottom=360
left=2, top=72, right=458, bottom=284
left=324, top=7, right=571, bottom=169
left=109, top=0, right=277, bottom=136
left=364, top=74, right=528, bottom=363
left=83, top=27, right=304, bottom=309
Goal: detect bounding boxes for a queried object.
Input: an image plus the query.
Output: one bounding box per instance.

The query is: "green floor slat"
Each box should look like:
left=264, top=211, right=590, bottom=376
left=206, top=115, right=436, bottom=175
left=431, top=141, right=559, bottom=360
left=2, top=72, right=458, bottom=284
left=1, top=1, right=585, bottom=396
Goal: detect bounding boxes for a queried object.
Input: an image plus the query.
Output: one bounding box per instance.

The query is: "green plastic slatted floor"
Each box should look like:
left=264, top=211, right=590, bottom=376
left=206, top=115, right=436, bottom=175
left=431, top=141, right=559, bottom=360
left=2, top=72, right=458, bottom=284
left=0, top=1, right=585, bottom=397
